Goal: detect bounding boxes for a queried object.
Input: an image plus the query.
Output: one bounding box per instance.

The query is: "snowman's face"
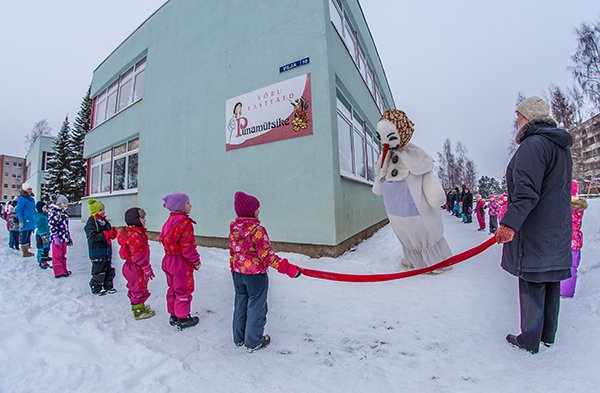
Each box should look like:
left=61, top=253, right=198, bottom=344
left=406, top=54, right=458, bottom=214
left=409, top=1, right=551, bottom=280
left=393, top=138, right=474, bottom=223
left=376, top=119, right=401, bottom=149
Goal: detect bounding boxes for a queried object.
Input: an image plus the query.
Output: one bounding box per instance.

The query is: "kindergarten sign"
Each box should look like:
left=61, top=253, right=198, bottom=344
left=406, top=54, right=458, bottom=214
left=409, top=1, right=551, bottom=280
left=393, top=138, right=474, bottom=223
left=226, top=73, right=312, bottom=151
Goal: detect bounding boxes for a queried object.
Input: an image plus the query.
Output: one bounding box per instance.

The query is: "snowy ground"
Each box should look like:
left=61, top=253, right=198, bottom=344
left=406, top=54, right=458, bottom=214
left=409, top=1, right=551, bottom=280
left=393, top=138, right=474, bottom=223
left=1, top=201, right=599, bottom=393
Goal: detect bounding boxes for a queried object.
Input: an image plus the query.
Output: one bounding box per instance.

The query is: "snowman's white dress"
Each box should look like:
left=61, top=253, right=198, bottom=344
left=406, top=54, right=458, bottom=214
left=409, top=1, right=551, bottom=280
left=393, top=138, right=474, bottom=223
left=373, top=143, right=452, bottom=270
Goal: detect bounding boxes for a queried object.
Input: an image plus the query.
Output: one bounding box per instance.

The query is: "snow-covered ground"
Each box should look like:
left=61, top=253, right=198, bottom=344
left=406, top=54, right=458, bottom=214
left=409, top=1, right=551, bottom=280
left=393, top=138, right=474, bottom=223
left=1, top=200, right=599, bottom=393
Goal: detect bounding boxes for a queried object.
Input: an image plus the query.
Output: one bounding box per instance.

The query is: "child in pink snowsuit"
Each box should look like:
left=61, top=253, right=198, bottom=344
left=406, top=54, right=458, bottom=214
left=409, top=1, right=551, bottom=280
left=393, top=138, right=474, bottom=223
left=561, top=180, right=588, bottom=298
left=475, top=194, right=486, bottom=231
left=159, top=192, right=201, bottom=330
left=118, top=207, right=156, bottom=320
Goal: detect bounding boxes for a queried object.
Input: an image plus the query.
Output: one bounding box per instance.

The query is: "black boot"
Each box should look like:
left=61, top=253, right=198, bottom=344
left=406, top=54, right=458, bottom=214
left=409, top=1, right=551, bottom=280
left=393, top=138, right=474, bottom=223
left=175, top=314, right=199, bottom=330
left=246, top=335, right=271, bottom=353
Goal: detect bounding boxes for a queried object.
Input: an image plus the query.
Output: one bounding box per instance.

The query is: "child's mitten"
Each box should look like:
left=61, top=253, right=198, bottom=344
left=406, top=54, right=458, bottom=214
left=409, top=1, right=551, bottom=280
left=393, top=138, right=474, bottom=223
left=142, top=265, right=155, bottom=281
left=277, top=259, right=301, bottom=278
left=52, top=235, right=62, bottom=246
left=190, top=259, right=201, bottom=270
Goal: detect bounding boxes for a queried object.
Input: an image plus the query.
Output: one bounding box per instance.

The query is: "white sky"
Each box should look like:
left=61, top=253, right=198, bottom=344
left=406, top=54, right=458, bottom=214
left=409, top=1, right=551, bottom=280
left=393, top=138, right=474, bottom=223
left=1, top=0, right=598, bottom=179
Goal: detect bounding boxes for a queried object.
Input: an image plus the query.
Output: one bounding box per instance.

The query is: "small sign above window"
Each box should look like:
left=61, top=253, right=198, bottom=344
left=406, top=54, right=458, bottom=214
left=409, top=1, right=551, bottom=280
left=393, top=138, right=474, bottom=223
left=279, top=57, right=309, bottom=74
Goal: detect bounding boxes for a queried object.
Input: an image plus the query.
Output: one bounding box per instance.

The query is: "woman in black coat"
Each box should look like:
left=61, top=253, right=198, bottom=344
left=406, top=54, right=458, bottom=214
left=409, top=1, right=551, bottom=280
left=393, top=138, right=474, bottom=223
left=495, top=96, right=572, bottom=354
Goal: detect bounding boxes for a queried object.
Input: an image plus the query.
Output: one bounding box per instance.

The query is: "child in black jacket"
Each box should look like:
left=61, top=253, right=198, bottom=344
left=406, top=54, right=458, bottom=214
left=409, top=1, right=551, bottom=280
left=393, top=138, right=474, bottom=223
left=85, top=198, right=117, bottom=296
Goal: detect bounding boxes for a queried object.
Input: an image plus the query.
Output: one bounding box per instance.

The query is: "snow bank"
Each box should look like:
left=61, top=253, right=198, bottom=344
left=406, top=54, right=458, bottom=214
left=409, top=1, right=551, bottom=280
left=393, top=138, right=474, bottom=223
left=1, top=200, right=599, bottom=392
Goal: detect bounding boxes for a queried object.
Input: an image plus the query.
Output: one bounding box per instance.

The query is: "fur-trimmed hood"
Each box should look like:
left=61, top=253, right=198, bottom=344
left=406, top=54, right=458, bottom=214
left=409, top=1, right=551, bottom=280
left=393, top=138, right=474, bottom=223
left=571, top=197, right=588, bottom=210
left=515, top=118, right=572, bottom=149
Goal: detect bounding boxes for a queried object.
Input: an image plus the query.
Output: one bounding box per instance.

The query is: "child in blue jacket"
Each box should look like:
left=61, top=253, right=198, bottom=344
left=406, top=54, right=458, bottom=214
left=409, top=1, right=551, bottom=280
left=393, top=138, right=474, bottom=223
left=34, top=201, right=51, bottom=269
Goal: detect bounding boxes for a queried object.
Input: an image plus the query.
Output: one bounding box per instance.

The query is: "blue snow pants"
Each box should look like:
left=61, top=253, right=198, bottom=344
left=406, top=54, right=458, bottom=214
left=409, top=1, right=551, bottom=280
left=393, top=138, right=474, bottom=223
left=232, top=272, right=269, bottom=349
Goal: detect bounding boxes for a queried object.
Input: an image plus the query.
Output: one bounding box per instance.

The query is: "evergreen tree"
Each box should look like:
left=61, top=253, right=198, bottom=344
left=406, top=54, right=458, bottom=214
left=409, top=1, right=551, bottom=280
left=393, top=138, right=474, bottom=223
left=46, top=116, right=73, bottom=200
left=68, top=86, right=92, bottom=202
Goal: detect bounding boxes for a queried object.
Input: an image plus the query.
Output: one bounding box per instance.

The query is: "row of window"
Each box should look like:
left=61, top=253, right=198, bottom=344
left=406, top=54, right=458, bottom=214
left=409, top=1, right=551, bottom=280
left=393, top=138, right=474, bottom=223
left=337, top=88, right=380, bottom=183
left=4, top=172, right=22, bottom=179
left=329, top=0, right=388, bottom=113
left=583, top=148, right=599, bottom=159
left=93, top=57, right=146, bottom=127
left=4, top=161, right=23, bottom=167
left=89, top=138, right=139, bottom=195
left=3, top=184, right=22, bottom=189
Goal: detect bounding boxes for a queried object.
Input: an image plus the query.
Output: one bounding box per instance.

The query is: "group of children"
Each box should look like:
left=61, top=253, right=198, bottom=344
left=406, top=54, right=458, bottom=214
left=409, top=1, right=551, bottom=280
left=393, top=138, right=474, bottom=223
left=447, top=191, right=507, bottom=235
left=8, top=189, right=299, bottom=353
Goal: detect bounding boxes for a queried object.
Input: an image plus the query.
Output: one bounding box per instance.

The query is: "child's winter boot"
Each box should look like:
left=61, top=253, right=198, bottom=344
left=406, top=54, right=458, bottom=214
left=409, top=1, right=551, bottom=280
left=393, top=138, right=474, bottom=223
left=131, top=303, right=155, bottom=320
left=21, top=245, right=34, bottom=258
left=175, top=314, right=199, bottom=330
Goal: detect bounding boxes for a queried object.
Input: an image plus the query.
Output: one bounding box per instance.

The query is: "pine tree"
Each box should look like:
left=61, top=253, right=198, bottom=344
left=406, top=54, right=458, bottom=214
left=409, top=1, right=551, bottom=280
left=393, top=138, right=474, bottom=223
left=46, top=116, right=73, bottom=200
left=68, top=86, right=92, bottom=202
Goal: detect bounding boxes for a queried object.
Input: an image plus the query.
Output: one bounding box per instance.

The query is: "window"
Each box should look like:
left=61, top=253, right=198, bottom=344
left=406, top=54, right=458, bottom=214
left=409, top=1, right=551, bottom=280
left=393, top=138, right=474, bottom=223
left=5, top=161, right=9, bottom=166
left=41, top=152, right=55, bottom=171
left=3, top=195, right=7, bottom=200
left=337, top=88, right=379, bottom=183
left=89, top=138, right=139, bottom=195
left=2, top=184, right=7, bottom=189
left=11, top=173, right=16, bottom=178
left=329, top=0, right=387, bottom=112
left=93, top=56, right=147, bottom=127
left=11, top=184, right=17, bottom=189
left=3, top=172, right=7, bottom=178
left=17, top=163, right=22, bottom=168
left=13, top=162, right=17, bottom=167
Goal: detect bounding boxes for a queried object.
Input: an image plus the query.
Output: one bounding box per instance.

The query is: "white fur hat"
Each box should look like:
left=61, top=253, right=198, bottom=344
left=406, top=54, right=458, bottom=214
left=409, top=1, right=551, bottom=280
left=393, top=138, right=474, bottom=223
left=21, top=183, right=33, bottom=190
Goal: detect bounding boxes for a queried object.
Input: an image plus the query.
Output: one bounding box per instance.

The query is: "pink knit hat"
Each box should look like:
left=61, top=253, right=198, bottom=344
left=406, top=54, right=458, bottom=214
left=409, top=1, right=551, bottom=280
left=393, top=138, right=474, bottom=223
left=162, top=191, right=189, bottom=212
left=571, top=180, right=579, bottom=197
left=234, top=191, right=260, bottom=217
left=489, top=194, right=495, bottom=199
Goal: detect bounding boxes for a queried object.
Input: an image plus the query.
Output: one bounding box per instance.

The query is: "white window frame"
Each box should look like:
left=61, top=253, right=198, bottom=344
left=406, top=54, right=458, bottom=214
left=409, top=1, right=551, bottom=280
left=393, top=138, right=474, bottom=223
left=336, top=88, right=379, bottom=185
left=111, top=140, right=139, bottom=194
left=89, top=138, right=139, bottom=196
left=93, top=57, right=147, bottom=128
left=329, top=0, right=387, bottom=113
left=5, top=161, right=9, bottom=166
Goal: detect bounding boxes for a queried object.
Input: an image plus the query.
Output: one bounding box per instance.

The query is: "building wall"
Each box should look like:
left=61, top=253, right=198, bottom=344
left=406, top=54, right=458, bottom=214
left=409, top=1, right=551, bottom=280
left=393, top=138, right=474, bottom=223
left=84, top=0, right=392, bottom=255
left=1, top=155, right=26, bottom=202
left=24, top=136, right=55, bottom=202
left=570, top=113, right=600, bottom=184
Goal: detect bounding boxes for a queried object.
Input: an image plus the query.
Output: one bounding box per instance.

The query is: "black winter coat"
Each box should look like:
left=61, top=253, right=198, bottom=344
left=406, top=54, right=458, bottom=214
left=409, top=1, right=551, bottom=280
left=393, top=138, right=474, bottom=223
left=500, top=119, right=572, bottom=282
left=84, top=216, right=113, bottom=263
left=462, top=191, right=473, bottom=213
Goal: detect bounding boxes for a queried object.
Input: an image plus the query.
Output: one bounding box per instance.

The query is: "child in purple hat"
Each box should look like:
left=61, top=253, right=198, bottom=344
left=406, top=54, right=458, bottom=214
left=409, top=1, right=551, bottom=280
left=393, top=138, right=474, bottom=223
left=229, top=191, right=301, bottom=353
left=159, top=191, right=201, bottom=330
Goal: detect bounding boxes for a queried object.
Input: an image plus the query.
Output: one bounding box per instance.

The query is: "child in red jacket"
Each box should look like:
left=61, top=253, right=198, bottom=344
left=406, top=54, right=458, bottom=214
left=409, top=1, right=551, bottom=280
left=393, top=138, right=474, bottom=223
left=118, top=207, right=155, bottom=320
left=159, top=192, right=201, bottom=330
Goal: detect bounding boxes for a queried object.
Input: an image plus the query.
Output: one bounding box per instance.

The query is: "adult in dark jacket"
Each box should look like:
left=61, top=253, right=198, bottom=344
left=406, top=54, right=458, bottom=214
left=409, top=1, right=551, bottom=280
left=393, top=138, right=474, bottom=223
left=16, top=183, right=36, bottom=257
left=461, top=187, right=473, bottom=223
left=85, top=198, right=118, bottom=295
left=495, top=96, right=572, bottom=354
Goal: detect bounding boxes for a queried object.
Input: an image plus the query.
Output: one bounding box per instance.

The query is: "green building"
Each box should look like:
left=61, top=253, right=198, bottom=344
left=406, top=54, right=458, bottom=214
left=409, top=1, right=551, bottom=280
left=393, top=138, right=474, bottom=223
left=84, top=0, right=395, bottom=257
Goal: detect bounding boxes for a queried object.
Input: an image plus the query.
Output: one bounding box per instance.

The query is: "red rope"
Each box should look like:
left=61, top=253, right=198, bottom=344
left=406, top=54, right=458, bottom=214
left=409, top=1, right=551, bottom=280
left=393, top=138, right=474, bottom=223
left=298, top=237, right=498, bottom=282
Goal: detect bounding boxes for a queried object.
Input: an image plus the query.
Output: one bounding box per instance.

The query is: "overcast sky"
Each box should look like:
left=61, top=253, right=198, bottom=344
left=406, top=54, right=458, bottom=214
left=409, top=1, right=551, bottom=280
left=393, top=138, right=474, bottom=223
left=1, top=0, right=598, bottom=180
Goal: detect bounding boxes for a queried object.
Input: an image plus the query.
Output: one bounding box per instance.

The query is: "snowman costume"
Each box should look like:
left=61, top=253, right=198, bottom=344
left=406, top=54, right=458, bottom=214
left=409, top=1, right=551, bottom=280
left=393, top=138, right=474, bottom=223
left=372, top=109, right=452, bottom=271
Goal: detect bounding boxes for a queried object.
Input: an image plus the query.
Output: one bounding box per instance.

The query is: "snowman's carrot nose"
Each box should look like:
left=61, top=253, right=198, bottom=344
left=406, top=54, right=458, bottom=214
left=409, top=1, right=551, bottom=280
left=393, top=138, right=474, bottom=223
left=381, top=143, right=389, bottom=168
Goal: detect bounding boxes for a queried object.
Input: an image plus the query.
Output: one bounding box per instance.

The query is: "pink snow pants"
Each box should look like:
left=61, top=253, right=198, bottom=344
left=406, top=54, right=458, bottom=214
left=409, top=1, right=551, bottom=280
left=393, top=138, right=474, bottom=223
left=162, top=254, right=195, bottom=318
left=122, top=262, right=150, bottom=305
left=560, top=250, right=580, bottom=298
left=477, top=214, right=486, bottom=230
left=51, top=242, right=68, bottom=276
